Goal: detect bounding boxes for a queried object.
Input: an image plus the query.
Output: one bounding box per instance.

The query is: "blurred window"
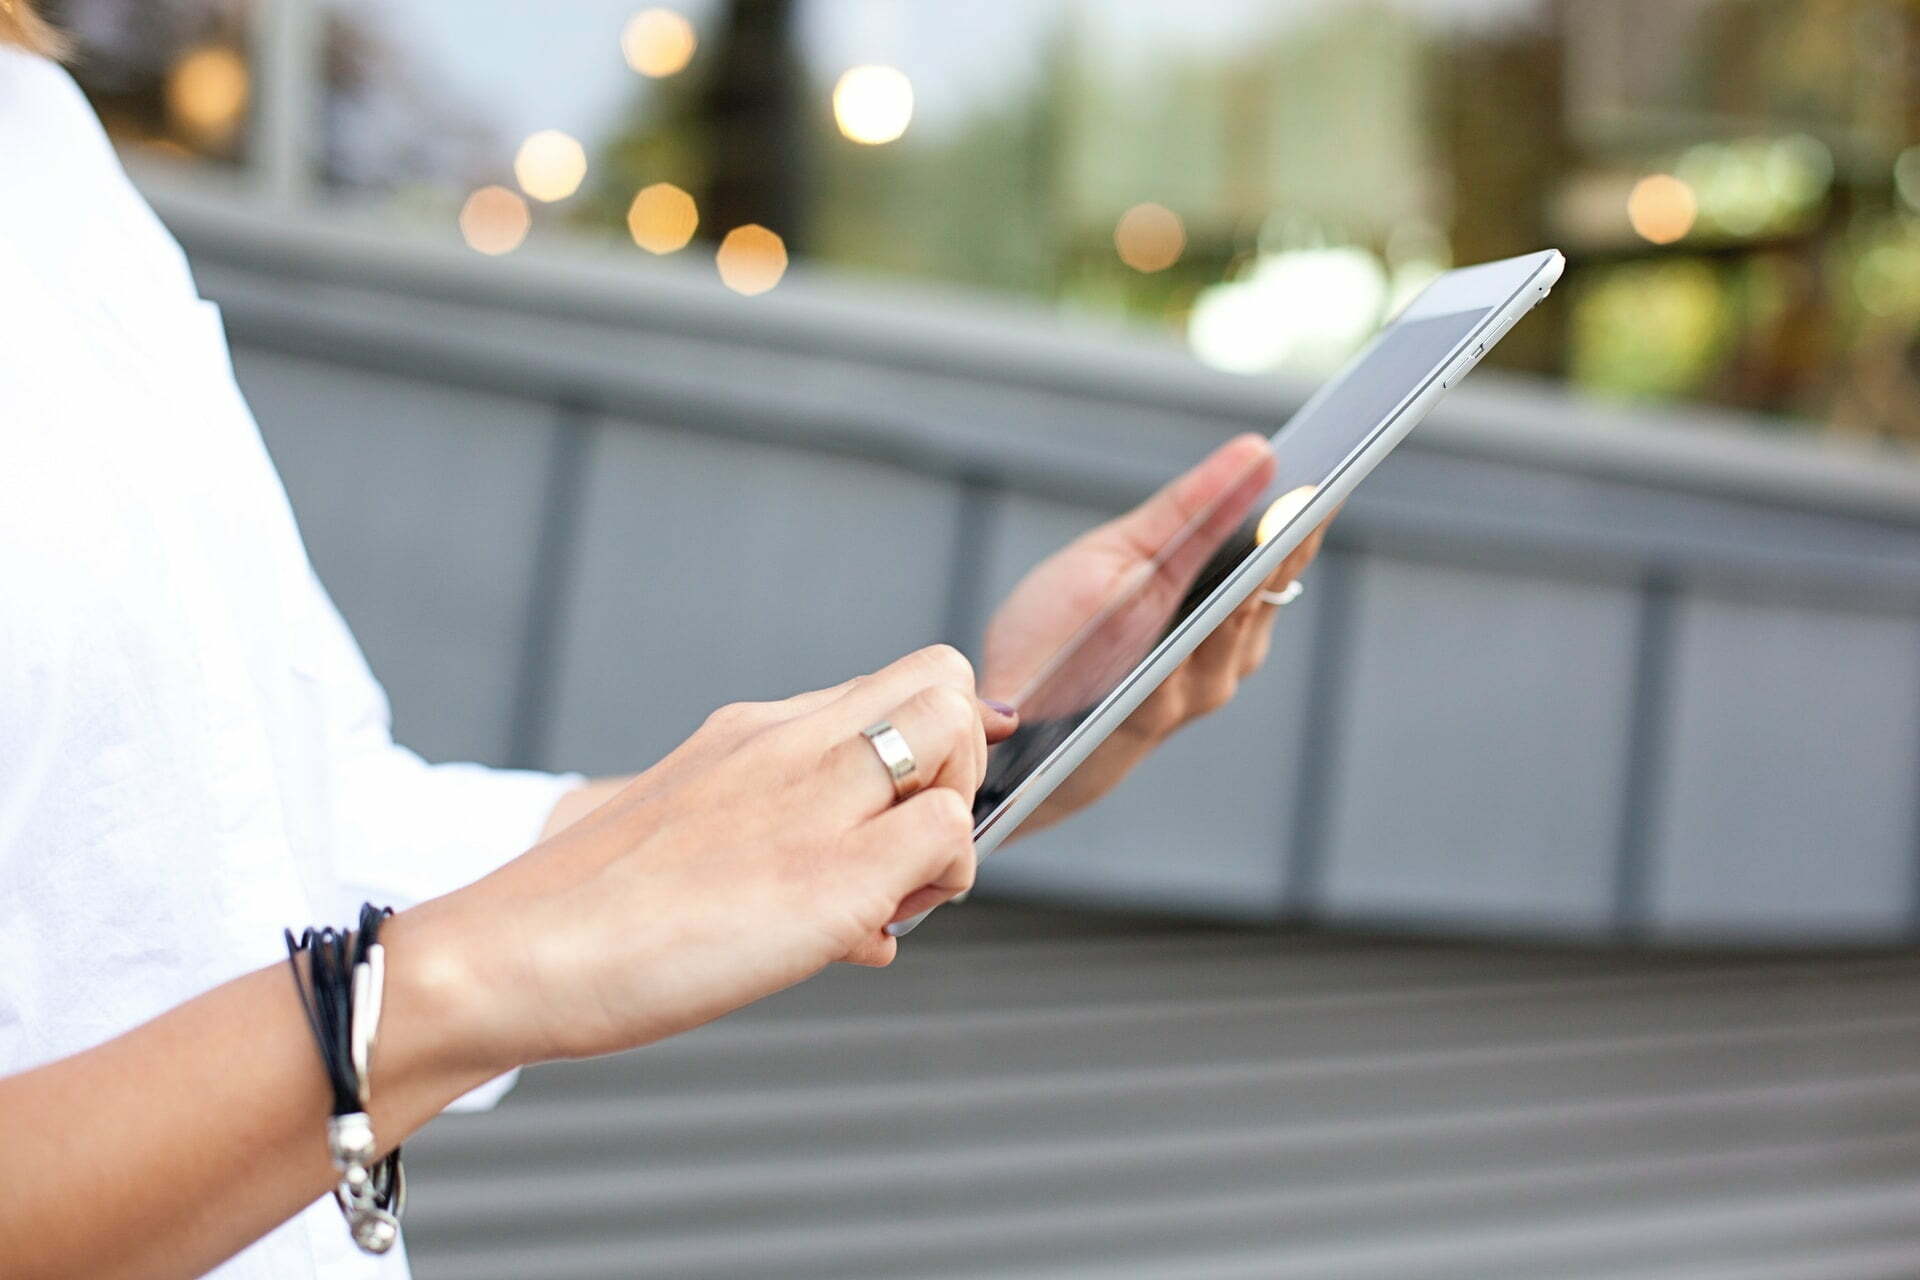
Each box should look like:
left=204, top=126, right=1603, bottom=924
left=43, top=0, right=1920, bottom=442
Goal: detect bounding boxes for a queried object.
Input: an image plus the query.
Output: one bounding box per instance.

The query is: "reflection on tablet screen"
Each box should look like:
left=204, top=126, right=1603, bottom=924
left=973, top=308, right=1493, bottom=829
left=972, top=457, right=1282, bottom=824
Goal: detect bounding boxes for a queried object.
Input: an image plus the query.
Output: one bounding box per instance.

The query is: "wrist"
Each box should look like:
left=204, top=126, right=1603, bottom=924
left=376, top=902, right=522, bottom=1090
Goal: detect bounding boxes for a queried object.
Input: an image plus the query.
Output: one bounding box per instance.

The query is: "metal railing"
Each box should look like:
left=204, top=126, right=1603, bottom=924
left=154, top=178, right=1920, bottom=945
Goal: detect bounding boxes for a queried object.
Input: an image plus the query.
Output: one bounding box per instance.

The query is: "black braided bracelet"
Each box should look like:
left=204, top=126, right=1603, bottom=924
left=285, top=903, right=405, bottom=1254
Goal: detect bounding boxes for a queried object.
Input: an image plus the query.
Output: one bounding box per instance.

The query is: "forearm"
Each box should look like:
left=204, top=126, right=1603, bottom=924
left=0, top=908, right=496, bottom=1280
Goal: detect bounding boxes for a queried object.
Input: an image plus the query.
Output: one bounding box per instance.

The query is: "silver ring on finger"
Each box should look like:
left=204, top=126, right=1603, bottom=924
left=1257, top=581, right=1304, bottom=608
left=861, top=720, right=922, bottom=802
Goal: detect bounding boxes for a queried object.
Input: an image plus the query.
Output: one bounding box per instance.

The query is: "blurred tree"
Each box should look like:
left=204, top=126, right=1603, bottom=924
left=41, top=0, right=248, bottom=161
left=694, top=0, right=807, bottom=250
left=584, top=0, right=807, bottom=253
left=811, top=16, right=1076, bottom=301
left=1435, top=7, right=1569, bottom=376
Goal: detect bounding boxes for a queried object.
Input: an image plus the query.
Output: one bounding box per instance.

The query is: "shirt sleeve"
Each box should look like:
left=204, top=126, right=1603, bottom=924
left=299, top=566, right=584, bottom=911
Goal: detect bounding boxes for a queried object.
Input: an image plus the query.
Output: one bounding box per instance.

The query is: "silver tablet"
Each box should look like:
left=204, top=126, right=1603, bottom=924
left=891, top=248, right=1564, bottom=936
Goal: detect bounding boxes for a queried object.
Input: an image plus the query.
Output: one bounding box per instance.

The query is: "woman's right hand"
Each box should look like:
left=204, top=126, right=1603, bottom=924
left=408, top=645, right=1015, bottom=1072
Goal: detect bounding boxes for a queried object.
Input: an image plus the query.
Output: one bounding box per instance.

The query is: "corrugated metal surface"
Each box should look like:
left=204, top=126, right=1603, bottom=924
left=399, top=906, right=1920, bottom=1279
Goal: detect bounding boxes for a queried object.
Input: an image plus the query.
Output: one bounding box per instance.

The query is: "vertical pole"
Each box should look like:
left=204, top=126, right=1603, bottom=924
left=1281, top=549, right=1359, bottom=918
left=505, top=405, right=595, bottom=771
left=940, top=477, right=1000, bottom=657
left=252, top=0, right=319, bottom=207
left=1612, top=571, right=1678, bottom=939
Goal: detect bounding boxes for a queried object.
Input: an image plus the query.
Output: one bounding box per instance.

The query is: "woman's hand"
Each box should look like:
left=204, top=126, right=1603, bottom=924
left=416, top=645, right=1016, bottom=1070
left=0, top=647, right=1014, bottom=1280
left=981, top=434, right=1332, bottom=834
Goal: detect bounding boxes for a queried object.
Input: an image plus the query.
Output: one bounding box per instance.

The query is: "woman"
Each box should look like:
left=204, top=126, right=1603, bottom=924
left=0, top=7, right=1326, bottom=1278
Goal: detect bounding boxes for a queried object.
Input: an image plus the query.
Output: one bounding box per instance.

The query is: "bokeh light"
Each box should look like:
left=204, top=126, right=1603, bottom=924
left=514, top=130, right=588, bottom=203
left=1675, top=141, right=1792, bottom=237
left=1255, top=487, right=1320, bottom=546
left=832, top=65, right=914, bottom=145
left=621, top=8, right=697, bottom=78
left=1627, top=174, right=1698, bottom=245
left=459, top=186, right=532, bottom=256
left=1765, top=134, right=1833, bottom=208
left=1114, top=203, right=1186, bottom=274
left=715, top=225, right=788, bottom=295
left=1896, top=147, right=1920, bottom=215
left=1189, top=247, right=1388, bottom=375
left=1853, top=227, right=1920, bottom=321
left=627, top=182, right=699, bottom=254
left=165, top=45, right=249, bottom=148
left=1570, top=259, right=1728, bottom=398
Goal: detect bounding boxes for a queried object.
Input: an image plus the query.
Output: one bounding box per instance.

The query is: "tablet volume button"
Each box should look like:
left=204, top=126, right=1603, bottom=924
left=1441, top=342, right=1484, bottom=389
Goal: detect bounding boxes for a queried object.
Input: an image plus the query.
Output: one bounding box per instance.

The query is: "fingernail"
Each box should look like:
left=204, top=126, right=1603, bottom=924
left=982, top=697, right=1017, bottom=716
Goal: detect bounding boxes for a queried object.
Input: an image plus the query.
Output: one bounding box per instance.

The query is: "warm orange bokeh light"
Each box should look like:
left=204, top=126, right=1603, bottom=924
left=1114, top=203, right=1187, bottom=273
left=621, top=8, right=697, bottom=78
left=166, top=45, right=249, bottom=148
left=1256, top=486, right=1320, bottom=547
left=715, top=225, right=788, bottom=295
left=1627, top=173, right=1698, bottom=245
left=515, top=130, right=588, bottom=203
left=459, top=185, right=532, bottom=256
left=832, top=65, right=914, bottom=145
left=627, top=182, right=699, bottom=254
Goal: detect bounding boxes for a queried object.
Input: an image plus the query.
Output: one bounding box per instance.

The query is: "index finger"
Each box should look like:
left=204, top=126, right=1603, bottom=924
left=808, top=644, right=1017, bottom=744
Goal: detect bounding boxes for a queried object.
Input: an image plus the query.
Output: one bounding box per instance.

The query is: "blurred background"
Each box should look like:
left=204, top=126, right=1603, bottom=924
left=41, top=0, right=1920, bottom=1275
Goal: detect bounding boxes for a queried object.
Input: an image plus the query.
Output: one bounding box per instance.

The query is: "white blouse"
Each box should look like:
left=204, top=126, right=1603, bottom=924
left=0, top=48, right=580, bottom=1280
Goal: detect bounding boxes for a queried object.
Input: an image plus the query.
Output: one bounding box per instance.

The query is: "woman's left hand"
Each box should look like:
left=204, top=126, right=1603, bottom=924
left=980, top=434, right=1333, bottom=835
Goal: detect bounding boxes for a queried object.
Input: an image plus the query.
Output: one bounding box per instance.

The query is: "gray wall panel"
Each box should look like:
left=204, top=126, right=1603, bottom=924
left=231, top=346, right=555, bottom=765
left=965, top=490, right=1318, bottom=915
left=1648, top=593, right=1920, bottom=937
left=544, top=420, right=966, bottom=775
left=979, top=657, right=1315, bottom=916
left=1318, top=557, right=1640, bottom=930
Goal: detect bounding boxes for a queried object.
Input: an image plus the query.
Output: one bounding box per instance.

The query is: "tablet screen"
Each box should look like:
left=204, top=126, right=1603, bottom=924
left=975, top=307, right=1492, bottom=828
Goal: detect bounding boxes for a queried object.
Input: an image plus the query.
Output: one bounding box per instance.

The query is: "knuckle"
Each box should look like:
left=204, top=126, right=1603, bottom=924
left=844, top=939, right=895, bottom=968
left=923, top=787, right=973, bottom=838
left=919, top=643, right=975, bottom=687
left=703, top=701, right=752, bottom=732
left=1135, top=690, right=1183, bottom=738
left=1199, top=677, right=1237, bottom=715
left=923, top=683, right=977, bottom=731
